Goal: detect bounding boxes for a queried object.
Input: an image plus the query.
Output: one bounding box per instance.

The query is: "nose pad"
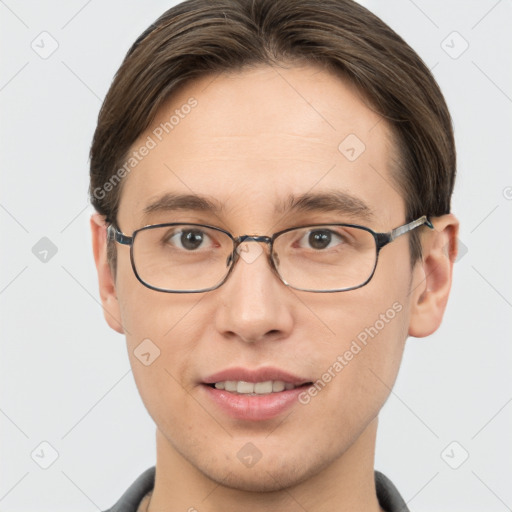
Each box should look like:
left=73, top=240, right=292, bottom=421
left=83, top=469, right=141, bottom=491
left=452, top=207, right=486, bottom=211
left=226, top=252, right=234, bottom=267
left=272, top=251, right=280, bottom=268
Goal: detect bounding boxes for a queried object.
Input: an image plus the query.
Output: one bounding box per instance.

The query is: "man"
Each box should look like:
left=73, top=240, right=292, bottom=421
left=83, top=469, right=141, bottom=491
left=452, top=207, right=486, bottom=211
left=90, top=0, right=458, bottom=510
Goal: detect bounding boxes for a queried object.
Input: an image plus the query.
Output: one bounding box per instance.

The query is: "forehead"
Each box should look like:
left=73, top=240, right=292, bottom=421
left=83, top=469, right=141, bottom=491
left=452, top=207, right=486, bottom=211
left=118, top=64, right=405, bottom=231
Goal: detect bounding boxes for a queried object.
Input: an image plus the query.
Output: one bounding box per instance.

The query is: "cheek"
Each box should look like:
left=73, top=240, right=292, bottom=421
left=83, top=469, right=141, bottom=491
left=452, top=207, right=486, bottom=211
left=115, top=247, right=207, bottom=341
left=297, top=304, right=408, bottom=456
left=315, top=295, right=408, bottom=383
left=305, top=250, right=411, bottom=410
left=116, top=270, right=216, bottom=399
left=120, top=296, right=203, bottom=434
left=341, top=300, right=408, bottom=394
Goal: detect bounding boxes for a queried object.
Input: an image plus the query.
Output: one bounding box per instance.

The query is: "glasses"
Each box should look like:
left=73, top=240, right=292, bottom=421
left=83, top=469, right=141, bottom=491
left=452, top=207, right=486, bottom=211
left=107, top=215, right=433, bottom=293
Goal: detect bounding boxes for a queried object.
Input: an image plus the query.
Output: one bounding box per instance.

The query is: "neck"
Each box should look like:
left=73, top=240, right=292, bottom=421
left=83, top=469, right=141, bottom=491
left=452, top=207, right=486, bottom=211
left=147, top=417, right=384, bottom=512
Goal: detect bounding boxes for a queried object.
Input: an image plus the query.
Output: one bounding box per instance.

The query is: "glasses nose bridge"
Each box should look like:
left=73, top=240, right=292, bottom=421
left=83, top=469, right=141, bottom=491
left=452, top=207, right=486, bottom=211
left=232, top=234, right=273, bottom=259
left=236, top=234, right=273, bottom=246
left=229, top=234, right=276, bottom=270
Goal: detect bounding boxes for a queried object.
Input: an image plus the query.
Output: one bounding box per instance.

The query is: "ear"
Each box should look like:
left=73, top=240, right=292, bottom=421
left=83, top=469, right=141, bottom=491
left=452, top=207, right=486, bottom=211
left=408, top=213, right=459, bottom=338
left=90, top=213, right=124, bottom=334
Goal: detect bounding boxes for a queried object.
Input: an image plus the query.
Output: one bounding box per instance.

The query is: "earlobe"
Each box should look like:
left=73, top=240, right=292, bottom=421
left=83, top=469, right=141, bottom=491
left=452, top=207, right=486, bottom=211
left=90, top=214, right=125, bottom=334
left=408, top=213, right=459, bottom=338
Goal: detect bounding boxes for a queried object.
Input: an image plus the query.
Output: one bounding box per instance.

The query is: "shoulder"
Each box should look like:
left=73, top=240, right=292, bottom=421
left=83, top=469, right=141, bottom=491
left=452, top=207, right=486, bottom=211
left=375, top=470, right=409, bottom=512
left=102, top=466, right=156, bottom=512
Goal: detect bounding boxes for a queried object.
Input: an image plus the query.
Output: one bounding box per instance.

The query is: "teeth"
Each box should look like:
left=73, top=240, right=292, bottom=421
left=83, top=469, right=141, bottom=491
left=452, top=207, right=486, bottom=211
left=213, top=380, right=297, bottom=394
left=272, top=380, right=285, bottom=392
left=254, top=381, right=273, bottom=394
left=237, top=381, right=255, bottom=394
left=224, top=381, right=237, bottom=392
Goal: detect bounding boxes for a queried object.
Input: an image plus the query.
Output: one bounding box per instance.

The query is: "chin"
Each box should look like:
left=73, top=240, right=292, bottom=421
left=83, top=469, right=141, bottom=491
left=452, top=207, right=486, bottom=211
left=191, top=444, right=334, bottom=493
left=201, top=461, right=312, bottom=493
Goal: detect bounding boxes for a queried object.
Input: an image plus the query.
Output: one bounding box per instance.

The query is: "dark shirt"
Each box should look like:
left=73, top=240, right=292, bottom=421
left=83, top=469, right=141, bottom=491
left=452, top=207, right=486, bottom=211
left=103, top=466, right=409, bottom=512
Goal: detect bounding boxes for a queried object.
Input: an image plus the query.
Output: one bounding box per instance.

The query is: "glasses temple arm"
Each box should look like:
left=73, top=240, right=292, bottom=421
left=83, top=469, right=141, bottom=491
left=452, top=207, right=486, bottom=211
left=388, top=215, right=434, bottom=242
left=107, top=224, right=133, bottom=245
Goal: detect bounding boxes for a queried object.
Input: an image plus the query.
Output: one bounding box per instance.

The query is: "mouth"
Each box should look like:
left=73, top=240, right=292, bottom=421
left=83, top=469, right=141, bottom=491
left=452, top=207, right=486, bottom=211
left=205, top=380, right=312, bottom=395
left=201, top=367, right=313, bottom=421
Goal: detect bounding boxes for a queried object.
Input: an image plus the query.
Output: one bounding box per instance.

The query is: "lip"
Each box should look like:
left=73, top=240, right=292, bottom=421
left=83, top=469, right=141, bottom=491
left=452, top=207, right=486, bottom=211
left=203, top=366, right=310, bottom=386
left=201, top=366, right=312, bottom=422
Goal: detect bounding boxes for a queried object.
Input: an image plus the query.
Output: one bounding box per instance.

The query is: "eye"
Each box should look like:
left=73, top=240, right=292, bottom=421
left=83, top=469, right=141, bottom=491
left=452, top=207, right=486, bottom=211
left=166, top=228, right=213, bottom=251
left=297, top=229, right=346, bottom=250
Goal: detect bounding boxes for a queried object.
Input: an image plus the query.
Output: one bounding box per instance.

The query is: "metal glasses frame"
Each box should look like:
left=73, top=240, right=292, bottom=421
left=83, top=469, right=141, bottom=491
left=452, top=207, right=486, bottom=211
left=107, top=215, right=433, bottom=293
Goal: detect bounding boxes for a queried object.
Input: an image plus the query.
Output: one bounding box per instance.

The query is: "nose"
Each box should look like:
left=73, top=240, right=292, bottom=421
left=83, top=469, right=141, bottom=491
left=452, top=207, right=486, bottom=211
left=213, top=240, right=294, bottom=344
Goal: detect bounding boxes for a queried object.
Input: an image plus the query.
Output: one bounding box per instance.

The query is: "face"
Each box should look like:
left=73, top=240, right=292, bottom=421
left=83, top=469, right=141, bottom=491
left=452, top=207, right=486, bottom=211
left=102, top=64, right=423, bottom=491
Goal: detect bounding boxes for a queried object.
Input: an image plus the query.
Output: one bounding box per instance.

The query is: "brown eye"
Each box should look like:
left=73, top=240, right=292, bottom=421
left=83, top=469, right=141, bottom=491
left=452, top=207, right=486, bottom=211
left=308, top=230, right=332, bottom=250
left=297, top=229, right=345, bottom=250
left=165, top=228, right=212, bottom=251
left=180, top=230, right=205, bottom=250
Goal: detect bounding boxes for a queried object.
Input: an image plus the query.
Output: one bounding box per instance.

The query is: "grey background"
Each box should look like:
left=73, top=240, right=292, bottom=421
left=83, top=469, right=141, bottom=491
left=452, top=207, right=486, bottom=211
left=1, top=0, right=511, bottom=510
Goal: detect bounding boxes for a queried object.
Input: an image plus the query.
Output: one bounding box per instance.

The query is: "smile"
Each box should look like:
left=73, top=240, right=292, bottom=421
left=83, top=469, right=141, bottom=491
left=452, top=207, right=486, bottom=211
left=210, top=380, right=301, bottom=394
left=201, top=367, right=313, bottom=421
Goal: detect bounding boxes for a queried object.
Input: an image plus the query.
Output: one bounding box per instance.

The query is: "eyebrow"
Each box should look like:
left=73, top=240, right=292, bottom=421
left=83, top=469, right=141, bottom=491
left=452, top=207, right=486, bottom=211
left=142, top=190, right=373, bottom=222
left=143, top=193, right=224, bottom=217
left=279, top=191, right=374, bottom=221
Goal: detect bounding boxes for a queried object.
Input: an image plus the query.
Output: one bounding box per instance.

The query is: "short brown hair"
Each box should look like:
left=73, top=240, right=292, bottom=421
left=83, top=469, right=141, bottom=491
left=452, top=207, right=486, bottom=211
left=89, top=0, right=456, bottom=267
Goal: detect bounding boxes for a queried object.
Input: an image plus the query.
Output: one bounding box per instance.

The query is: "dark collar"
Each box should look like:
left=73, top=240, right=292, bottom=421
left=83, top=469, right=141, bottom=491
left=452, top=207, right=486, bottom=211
left=104, top=466, right=409, bottom=512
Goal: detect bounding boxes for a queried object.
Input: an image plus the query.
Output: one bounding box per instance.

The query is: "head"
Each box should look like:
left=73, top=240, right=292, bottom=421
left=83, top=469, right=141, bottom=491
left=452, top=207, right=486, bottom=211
left=90, top=0, right=458, bottom=494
